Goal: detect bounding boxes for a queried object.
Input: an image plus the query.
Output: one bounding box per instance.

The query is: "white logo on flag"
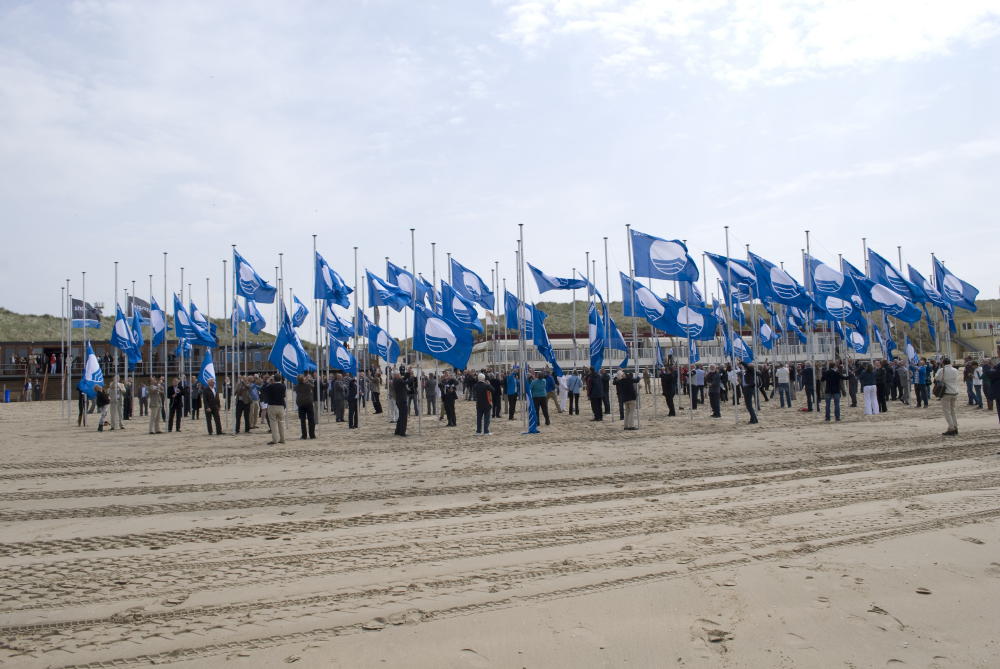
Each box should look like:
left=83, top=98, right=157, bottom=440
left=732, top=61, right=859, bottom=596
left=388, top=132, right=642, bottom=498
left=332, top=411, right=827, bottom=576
left=239, top=262, right=260, bottom=294
left=636, top=287, right=665, bottom=320
left=942, top=274, right=964, bottom=303
left=814, top=264, right=845, bottom=293
left=649, top=240, right=687, bottom=275
left=825, top=296, right=853, bottom=319
left=870, top=284, right=906, bottom=314
left=769, top=267, right=800, bottom=300
left=424, top=317, right=456, bottom=353
left=676, top=306, right=704, bottom=337
left=281, top=343, right=299, bottom=378
left=462, top=271, right=481, bottom=299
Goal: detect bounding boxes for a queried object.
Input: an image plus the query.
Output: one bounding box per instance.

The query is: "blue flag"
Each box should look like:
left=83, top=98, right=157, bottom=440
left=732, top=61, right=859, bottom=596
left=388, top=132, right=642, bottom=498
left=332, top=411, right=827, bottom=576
left=77, top=342, right=104, bottom=398
left=677, top=280, right=704, bottom=306
left=366, top=322, right=400, bottom=363
left=759, top=317, right=776, bottom=350
left=322, top=301, right=354, bottom=341
left=314, top=252, right=352, bottom=307
left=904, top=336, right=919, bottom=364
left=449, top=258, right=494, bottom=310
left=923, top=304, right=937, bottom=342
left=356, top=309, right=372, bottom=338
left=150, top=297, right=167, bottom=347
left=731, top=333, right=753, bottom=363
left=246, top=299, right=267, bottom=334
left=868, top=249, right=920, bottom=303
left=386, top=261, right=434, bottom=307
left=630, top=229, right=699, bottom=281
left=173, top=294, right=199, bottom=341
left=806, top=255, right=856, bottom=301
left=268, top=307, right=317, bottom=380
left=504, top=290, right=534, bottom=339
left=230, top=298, right=244, bottom=337
left=527, top=263, right=587, bottom=293
left=441, top=281, right=483, bottom=332
left=328, top=336, right=357, bottom=376
left=688, top=338, right=700, bottom=364
left=908, top=265, right=947, bottom=308
left=413, top=305, right=473, bottom=369
left=945, top=304, right=957, bottom=333
left=588, top=302, right=605, bottom=371
left=786, top=311, right=807, bottom=345
left=524, top=386, right=540, bottom=434
left=749, top=252, right=813, bottom=310
left=189, top=301, right=218, bottom=347
left=532, top=306, right=563, bottom=376
left=846, top=326, right=869, bottom=354
left=291, top=295, right=309, bottom=328
left=605, top=305, right=629, bottom=368
left=111, top=305, right=138, bottom=355
left=234, top=250, right=277, bottom=304
left=367, top=271, right=411, bottom=311
left=620, top=273, right=719, bottom=341
left=174, top=339, right=192, bottom=359
left=131, top=310, right=145, bottom=350
left=933, top=257, right=978, bottom=312
left=654, top=338, right=664, bottom=368
left=840, top=260, right=921, bottom=323
left=706, top=252, right=755, bottom=300
left=199, top=349, right=216, bottom=385
left=71, top=298, right=102, bottom=329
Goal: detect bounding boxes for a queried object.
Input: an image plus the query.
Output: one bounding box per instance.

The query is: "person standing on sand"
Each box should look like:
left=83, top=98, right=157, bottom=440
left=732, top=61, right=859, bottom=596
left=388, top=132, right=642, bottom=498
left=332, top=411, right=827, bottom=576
left=94, top=385, right=110, bottom=431
left=660, top=365, right=677, bottom=416
left=934, top=357, right=961, bottom=436
left=859, top=363, right=878, bottom=415
left=706, top=364, right=722, bottom=418
left=202, top=378, right=223, bottom=436
left=987, top=359, right=1000, bottom=423
left=741, top=362, right=758, bottom=424
left=148, top=377, right=164, bottom=434
left=587, top=367, right=605, bottom=421
left=506, top=368, right=520, bottom=420
left=392, top=372, right=408, bottom=436
left=261, top=375, right=287, bottom=445
left=822, top=362, right=849, bottom=422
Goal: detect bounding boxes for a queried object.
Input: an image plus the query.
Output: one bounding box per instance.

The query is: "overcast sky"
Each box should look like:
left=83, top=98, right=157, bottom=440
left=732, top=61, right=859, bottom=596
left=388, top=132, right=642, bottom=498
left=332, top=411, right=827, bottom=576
left=1, top=0, right=998, bottom=339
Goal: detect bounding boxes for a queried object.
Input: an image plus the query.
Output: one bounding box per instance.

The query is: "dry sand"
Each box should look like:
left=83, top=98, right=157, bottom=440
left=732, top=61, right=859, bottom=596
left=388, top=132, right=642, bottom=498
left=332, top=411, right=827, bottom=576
left=0, top=393, right=998, bottom=668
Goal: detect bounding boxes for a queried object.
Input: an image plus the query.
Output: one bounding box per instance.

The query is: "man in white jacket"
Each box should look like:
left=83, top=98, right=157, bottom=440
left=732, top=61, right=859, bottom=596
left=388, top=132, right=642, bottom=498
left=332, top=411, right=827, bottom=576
left=934, top=357, right=961, bottom=436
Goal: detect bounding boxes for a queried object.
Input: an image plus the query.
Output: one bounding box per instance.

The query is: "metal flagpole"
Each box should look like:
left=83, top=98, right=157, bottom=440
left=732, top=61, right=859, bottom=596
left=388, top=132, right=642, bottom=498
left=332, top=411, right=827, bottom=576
left=354, top=246, right=361, bottom=429
left=744, top=243, right=761, bottom=413
left=65, top=278, right=71, bottom=423
left=863, top=238, right=876, bottom=362
left=571, top=267, right=578, bottom=372
left=626, top=225, right=639, bottom=427
left=502, top=278, right=508, bottom=367
left=131, top=279, right=136, bottom=399
left=113, top=262, right=119, bottom=398
left=410, top=228, right=421, bottom=435
left=60, top=285, right=66, bottom=417
left=602, top=237, right=614, bottom=423
left=517, top=226, right=528, bottom=430
left=383, top=255, right=391, bottom=371
left=187, top=279, right=192, bottom=413
left=162, top=254, right=167, bottom=389
left=805, top=232, right=818, bottom=417
left=81, top=271, right=87, bottom=427
left=680, top=240, right=693, bottom=421
left=490, top=268, right=496, bottom=367
left=222, top=259, right=232, bottom=433
left=313, top=234, right=321, bottom=423
left=724, top=227, right=739, bottom=424
left=494, top=260, right=500, bottom=369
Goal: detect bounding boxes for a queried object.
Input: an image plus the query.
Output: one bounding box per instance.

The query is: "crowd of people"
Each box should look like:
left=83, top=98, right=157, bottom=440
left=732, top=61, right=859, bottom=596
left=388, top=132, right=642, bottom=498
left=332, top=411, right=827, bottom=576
left=71, top=354, right=999, bottom=442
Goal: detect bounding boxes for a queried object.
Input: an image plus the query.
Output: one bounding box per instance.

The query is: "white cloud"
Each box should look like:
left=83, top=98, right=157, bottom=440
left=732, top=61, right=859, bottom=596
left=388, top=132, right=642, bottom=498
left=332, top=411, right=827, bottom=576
left=499, top=0, right=1000, bottom=86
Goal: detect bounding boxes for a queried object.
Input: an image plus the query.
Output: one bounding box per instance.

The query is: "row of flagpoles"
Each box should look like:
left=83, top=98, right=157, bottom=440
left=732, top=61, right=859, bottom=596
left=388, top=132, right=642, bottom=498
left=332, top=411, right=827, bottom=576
left=59, top=225, right=981, bottom=432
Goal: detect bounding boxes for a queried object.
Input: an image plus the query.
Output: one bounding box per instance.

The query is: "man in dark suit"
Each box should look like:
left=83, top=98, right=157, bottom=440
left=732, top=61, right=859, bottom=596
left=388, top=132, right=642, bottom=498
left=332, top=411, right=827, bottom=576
left=167, top=377, right=186, bottom=432
left=202, top=378, right=223, bottom=435
left=392, top=372, right=409, bottom=436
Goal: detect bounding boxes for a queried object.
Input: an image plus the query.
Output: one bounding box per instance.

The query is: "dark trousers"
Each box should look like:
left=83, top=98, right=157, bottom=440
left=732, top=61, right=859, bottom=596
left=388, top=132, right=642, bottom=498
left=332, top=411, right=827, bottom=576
left=758, top=385, right=769, bottom=402
left=848, top=381, right=858, bottom=407
left=168, top=404, right=182, bottom=431
left=915, top=384, right=928, bottom=408
left=476, top=406, right=491, bottom=433
left=139, top=398, right=148, bottom=416
left=877, top=386, right=888, bottom=413
left=507, top=394, right=518, bottom=419
left=492, top=395, right=502, bottom=418
left=371, top=391, right=382, bottom=414
left=805, top=386, right=815, bottom=411
left=334, top=400, right=344, bottom=422
left=298, top=404, right=316, bottom=438
left=348, top=399, right=358, bottom=428
left=618, top=396, right=625, bottom=420
left=602, top=394, right=610, bottom=415
left=745, top=387, right=758, bottom=422
left=569, top=393, right=580, bottom=414
left=534, top=396, right=550, bottom=425
left=664, top=393, right=676, bottom=416
left=590, top=397, right=604, bottom=420
left=825, top=393, right=842, bottom=420
left=444, top=398, right=457, bottom=426
left=235, top=400, right=251, bottom=433
left=709, top=391, right=721, bottom=417
left=394, top=400, right=408, bottom=435
left=205, top=408, right=222, bottom=434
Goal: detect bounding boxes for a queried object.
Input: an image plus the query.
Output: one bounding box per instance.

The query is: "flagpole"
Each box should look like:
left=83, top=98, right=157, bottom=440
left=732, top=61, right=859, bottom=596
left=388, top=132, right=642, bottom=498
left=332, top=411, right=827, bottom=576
left=81, top=271, right=88, bottom=427
left=312, top=235, right=320, bottom=423
left=805, top=231, right=818, bottom=416
left=585, top=252, right=591, bottom=380
left=59, top=285, right=65, bottom=417
left=65, top=279, right=71, bottom=422
left=187, top=280, right=192, bottom=410
left=353, top=246, right=361, bottom=429
left=113, top=261, right=119, bottom=400
left=493, top=260, right=500, bottom=369
left=862, top=238, right=877, bottom=363
left=681, top=240, right=692, bottom=421
left=410, top=228, right=421, bottom=435
left=723, top=228, right=738, bottom=423
left=162, top=254, right=167, bottom=388
left=602, top=237, right=615, bottom=422
left=625, top=225, right=639, bottom=427
left=517, top=225, right=528, bottom=431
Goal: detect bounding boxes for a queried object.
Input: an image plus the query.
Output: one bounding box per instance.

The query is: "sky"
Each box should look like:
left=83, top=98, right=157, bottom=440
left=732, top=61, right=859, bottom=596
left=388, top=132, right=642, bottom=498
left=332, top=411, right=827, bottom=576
left=1, top=0, right=998, bottom=340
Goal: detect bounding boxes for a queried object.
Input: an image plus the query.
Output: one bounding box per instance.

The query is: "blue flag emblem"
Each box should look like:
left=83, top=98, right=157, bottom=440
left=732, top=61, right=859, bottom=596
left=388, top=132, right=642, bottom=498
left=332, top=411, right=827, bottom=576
left=366, top=322, right=400, bottom=363
left=246, top=299, right=267, bottom=334
left=77, top=342, right=104, bottom=398
left=329, top=336, right=357, bottom=376
left=314, top=252, right=352, bottom=307
left=292, top=295, right=309, bottom=328
left=450, top=258, right=495, bottom=310
left=527, top=263, right=587, bottom=293
left=413, top=305, right=473, bottom=369
left=441, top=281, right=483, bottom=332
left=268, top=307, right=317, bottom=380
left=933, top=257, right=979, bottom=312
left=630, top=229, right=698, bottom=281
left=199, top=349, right=216, bottom=385
left=234, top=250, right=277, bottom=304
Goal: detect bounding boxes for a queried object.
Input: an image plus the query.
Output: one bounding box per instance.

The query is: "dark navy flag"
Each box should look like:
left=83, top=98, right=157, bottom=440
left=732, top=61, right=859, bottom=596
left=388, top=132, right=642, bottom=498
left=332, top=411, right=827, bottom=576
left=314, top=252, right=352, bottom=307
left=268, top=307, right=317, bottom=380
left=441, top=281, right=483, bottom=332
left=246, top=299, right=267, bottom=334
left=749, top=252, right=813, bottom=310
left=527, top=263, right=587, bottom=293
left=759, top=318, right=776, bottom=350
left=71, top=298, right=102, bottom=328
left=413, top=305, right=473, bottom=369
left=366, top=322, right=400, bottom=364
left=933, top=257, right=978, bottom=312
left=706, top=252, right=755, bottom=300
left=867, top=249, right=920, bottom=303
left=322, top=301, right=354, bottom=341
left=806, top=256, right=856, bottom=300
left=923, top=304, right=937, bottom=342
left=150, top=297, right=167, bottom=347
left=449, top=258, right=494, bottom=310
left=588, top=303, right=605, bottom=371
left=128, top=296, right=151, bottom=324
left=846, top=326, right=869, bottom=354
left=291, top=295, right=309, bottom=328
left=234, top=250, right=277, bottom=304
left=328, top=336, right=357, bottom=376
left=111, top=304, right=138, bottom=354
left=504, top=290, right=534, bottom=340
left=77, top=342, right=104, bottom=398
left=173, top=294, right=198, bottom=341
left=908, top=265, right=947, bottom=308
left=199, top=349, right=216, bottom=385
left=366, top=271, right=410, bottom=311
left=630, top=229, right=699, bottom=281
left=677, top=280, right=704, bottom=306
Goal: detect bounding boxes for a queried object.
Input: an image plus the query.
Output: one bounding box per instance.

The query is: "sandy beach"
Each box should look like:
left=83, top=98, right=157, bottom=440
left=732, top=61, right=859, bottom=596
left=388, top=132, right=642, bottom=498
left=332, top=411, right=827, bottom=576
left=1, top=395, right=998, bottom=668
